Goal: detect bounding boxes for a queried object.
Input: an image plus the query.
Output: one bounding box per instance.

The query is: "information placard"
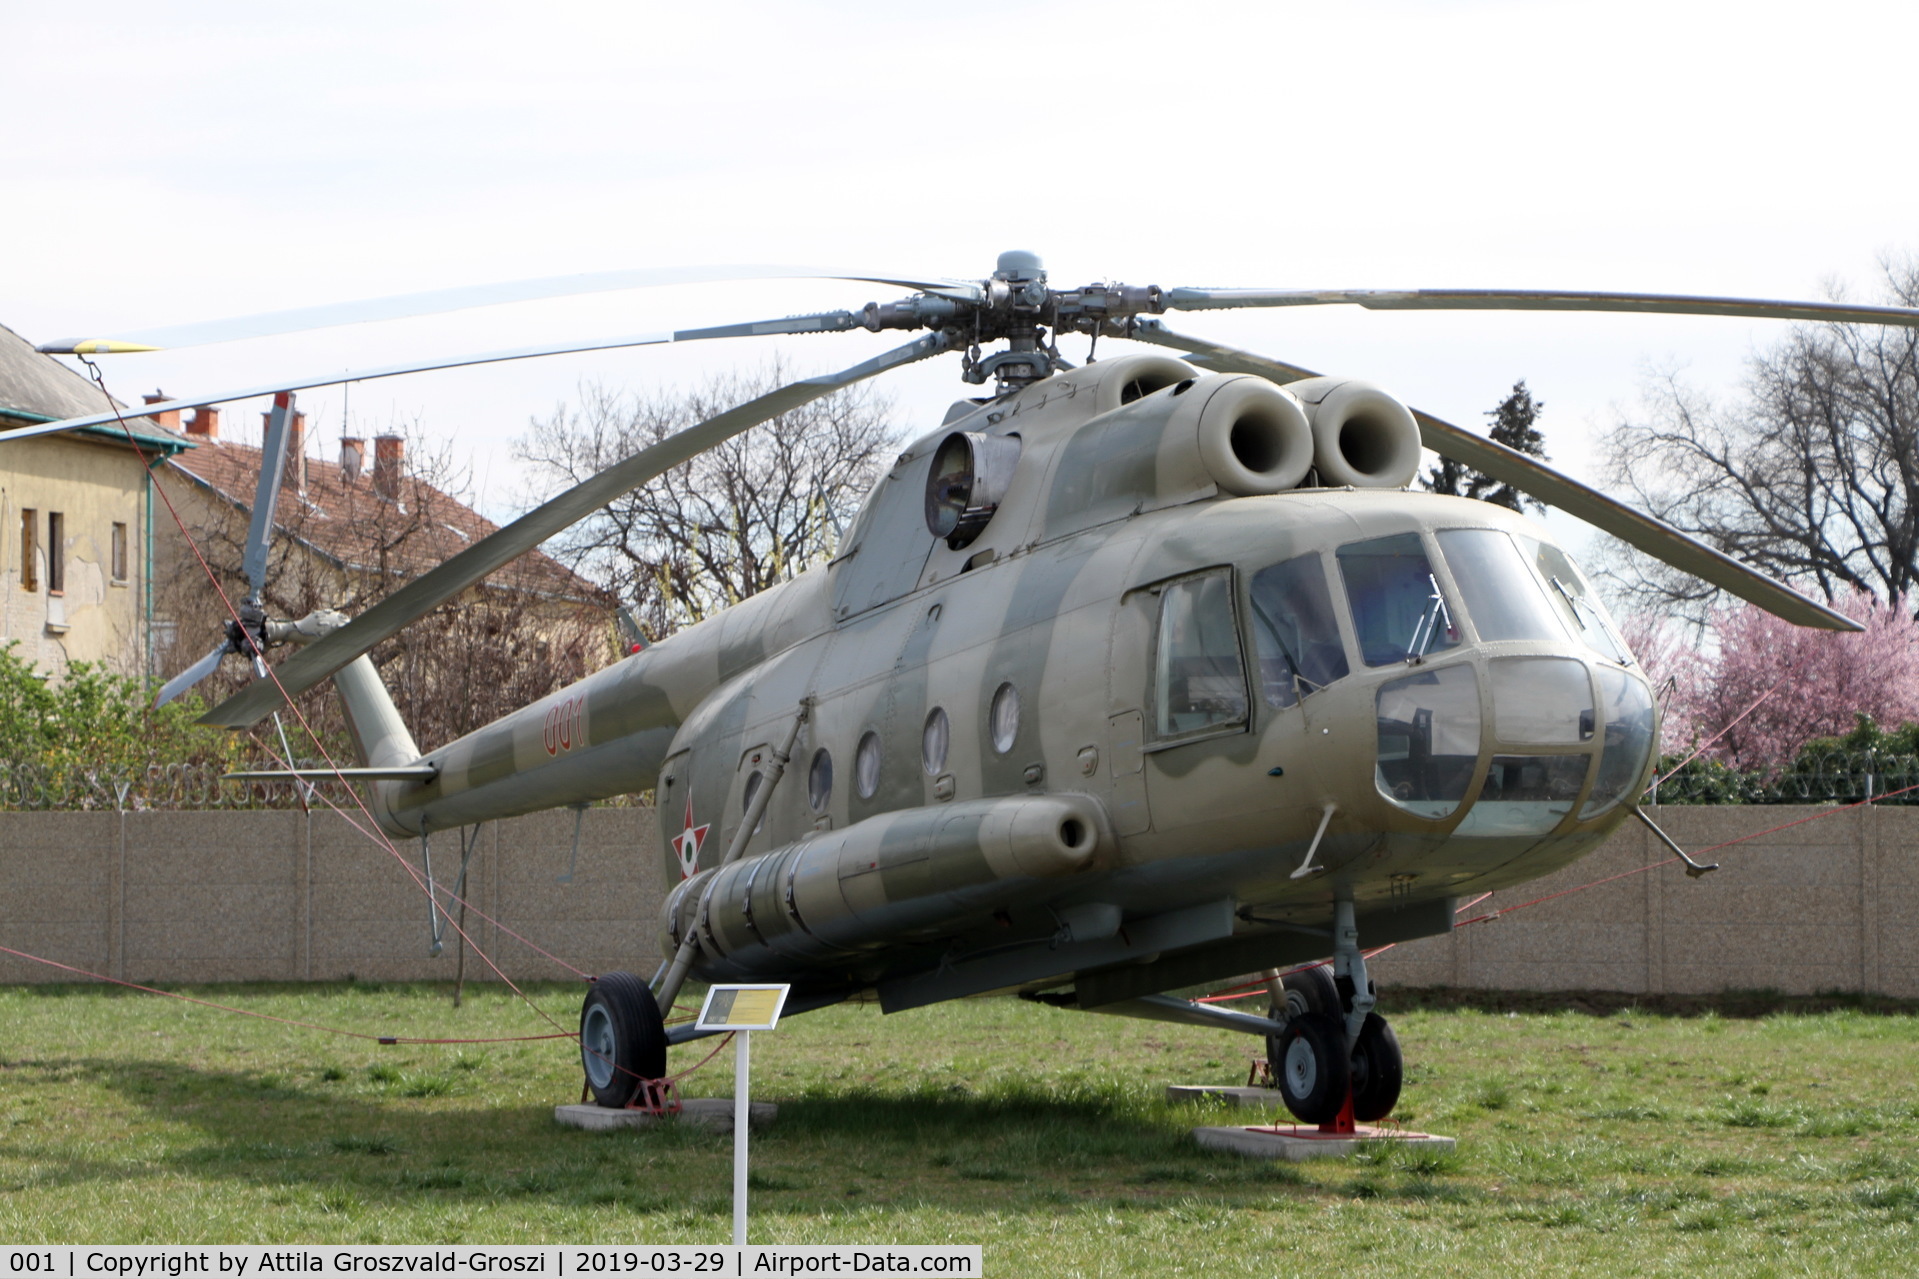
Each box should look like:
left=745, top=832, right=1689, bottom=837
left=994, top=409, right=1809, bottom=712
left=695, top=984, right=789, bottom=1031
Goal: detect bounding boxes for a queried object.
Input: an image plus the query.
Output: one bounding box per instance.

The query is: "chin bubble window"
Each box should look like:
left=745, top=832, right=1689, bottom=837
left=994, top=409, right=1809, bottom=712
left=1152, top=569, right=1250, bottom=741
left=1375, top=664, right=1481, bottom=819
left=1583, top=666, right=1657, bottom=818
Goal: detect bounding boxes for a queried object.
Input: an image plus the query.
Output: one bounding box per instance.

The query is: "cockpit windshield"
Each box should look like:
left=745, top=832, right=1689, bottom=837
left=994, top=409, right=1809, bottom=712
left=1436, top=529, right=1566, bottom=643
left=1337, top=533, right=1460, bottom=666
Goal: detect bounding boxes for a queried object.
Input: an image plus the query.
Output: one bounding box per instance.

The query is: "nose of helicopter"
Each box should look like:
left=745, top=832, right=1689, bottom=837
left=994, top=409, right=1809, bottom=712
left=1373, top=652, right=1656, bottom=836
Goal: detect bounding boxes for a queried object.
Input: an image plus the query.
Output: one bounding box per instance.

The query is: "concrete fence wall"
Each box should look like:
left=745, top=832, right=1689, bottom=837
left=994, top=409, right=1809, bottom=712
left=1371, top=805, right=1919, bottom=998
left=2, top=805, right=1913, bottom=996
left=0, top=807, right=667, bottom=985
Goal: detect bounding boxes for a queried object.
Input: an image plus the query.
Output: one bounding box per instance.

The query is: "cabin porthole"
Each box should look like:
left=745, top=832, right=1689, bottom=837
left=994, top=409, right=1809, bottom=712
left=855, top=732, right=882, bottom=799
left=990, top=683, right=1020, bottom=755
left=922, top=707, right=950, bottom=775
left=808, top=748, right=833, bottom=812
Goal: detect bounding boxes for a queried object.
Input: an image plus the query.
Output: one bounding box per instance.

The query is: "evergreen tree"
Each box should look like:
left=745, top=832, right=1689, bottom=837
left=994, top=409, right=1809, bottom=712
left=1424, top=379, right=1548, bottom=512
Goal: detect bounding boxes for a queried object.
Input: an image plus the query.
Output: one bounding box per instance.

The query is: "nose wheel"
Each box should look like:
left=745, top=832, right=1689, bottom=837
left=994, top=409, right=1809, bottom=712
left=1268, top=1005, right=1404, bottom=1125
left=1265, top=898, right=1405, bottom=1127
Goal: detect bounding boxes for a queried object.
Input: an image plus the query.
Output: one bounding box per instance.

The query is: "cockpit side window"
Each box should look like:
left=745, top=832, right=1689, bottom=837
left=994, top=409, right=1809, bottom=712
left=1152, top=569, right=1250, bottom=742
left=1519, top=537, right=1633, bottom=665
left=1336, top=533, right=1461, bottom=666
left=1250, top=553, right=1350, bottom=709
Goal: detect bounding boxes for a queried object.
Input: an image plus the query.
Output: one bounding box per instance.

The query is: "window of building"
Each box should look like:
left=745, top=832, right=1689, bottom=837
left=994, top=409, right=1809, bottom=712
left=111, top=522, right=129, bottom=584
left=46, top=512, right=64, bottom=594
left=20, top=509, right=37, bottom=592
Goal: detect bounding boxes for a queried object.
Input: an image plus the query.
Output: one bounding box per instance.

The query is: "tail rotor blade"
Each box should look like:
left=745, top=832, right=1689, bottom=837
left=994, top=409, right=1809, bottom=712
left=241, top=392, right=297, bottom=597
left=200, top=332, right=953, bottom=729
left=154, top=642, right=231, bottom=708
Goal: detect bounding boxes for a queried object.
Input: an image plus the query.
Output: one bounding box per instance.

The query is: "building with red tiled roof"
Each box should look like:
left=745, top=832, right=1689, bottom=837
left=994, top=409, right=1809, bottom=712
left=150, top=406, right=615, bottom=745
left=0, top=322, right=194, bottom=681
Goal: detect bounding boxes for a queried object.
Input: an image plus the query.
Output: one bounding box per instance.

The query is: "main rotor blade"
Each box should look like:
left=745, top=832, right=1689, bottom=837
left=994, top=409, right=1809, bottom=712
left=154, top=642, right=230, bottom=708
left=5, top=310, right=871, bottom=444
left=1128, top=320, right=1863, bottom=634
left=38, top=263, right=978, bottom=354
left=1161, top=287, right=1919, bottom=329
left=201, top=332, right=953, bottom=729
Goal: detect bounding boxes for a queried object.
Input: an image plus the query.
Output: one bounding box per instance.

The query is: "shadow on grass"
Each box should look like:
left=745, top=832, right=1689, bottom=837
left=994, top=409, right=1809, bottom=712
left=2, top=1054, right=1352, bottom=1216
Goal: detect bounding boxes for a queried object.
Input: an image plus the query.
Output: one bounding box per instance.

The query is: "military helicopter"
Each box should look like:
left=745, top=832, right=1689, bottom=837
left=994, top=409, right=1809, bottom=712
left=20, top=251, right=1916, bottom=1127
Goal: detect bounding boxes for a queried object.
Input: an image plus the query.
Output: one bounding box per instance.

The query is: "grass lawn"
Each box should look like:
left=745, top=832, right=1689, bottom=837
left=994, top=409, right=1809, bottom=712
left=0, top=981, right=1915, bottom=1275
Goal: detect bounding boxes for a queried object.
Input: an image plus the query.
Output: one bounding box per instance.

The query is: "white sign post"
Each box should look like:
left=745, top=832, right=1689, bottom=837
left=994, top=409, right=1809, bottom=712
left=695, top=983, right=791, bottom=1247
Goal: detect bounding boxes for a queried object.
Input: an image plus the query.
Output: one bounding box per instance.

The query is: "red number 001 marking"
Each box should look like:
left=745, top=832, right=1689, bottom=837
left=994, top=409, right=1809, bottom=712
left=543, top=696, right=582, bottom=756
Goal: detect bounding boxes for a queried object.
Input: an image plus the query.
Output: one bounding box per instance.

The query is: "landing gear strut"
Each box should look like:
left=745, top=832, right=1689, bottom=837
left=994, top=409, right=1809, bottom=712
left=1265, top=898, right=1403, bottom=1126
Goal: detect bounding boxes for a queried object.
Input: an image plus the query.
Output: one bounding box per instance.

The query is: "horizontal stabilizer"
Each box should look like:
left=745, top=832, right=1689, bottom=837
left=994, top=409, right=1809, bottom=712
left=223, top=766, right=439, bottom=783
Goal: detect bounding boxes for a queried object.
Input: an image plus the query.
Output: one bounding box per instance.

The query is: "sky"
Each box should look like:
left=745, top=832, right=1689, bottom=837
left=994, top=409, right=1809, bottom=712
left=8, top=0, right=1919, bottom=564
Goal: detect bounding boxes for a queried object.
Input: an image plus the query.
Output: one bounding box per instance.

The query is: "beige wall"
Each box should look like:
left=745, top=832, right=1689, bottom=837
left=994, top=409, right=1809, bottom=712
left=0, top=806, right=665, bottom=985
left=2, top=803, right=1913, bottom=995
left=1371, top=804, right=1919, bottom=998
left=0, top=432, right=151, bottom=678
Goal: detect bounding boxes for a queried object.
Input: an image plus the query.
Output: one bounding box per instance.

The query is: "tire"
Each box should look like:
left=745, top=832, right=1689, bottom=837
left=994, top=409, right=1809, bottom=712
left=579, top=971, right=667, bottom=1108
left=1349, top=1012, right=1403, bottom=1122
left=1266, top=963, right=1342, bottom=1080
left=1273, top=1010, right=1350, bottom=1124
left=1283, top=963, right=1340, bottom=1019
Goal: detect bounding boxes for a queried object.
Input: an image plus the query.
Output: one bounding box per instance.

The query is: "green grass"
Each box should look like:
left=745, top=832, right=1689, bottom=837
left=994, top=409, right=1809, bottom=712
left=1, top=982, right=1916, bottom=1274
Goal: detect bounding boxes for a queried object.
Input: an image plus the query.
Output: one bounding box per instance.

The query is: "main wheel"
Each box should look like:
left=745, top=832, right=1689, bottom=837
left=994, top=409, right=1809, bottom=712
left=579, top=971, right=667, bottom=1108
left=1265, top=963, right=1341, bottom=1080
left=1273, top=1010, right=1350, bottom=1124
left=1349, top=1012, right=1403, bottom=1122
left=1282, top=963, right=1340, bottom=1018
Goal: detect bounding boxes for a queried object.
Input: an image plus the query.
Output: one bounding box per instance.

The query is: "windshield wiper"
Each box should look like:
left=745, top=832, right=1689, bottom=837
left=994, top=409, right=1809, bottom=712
left=1406, top=574, right=1452, bottom=660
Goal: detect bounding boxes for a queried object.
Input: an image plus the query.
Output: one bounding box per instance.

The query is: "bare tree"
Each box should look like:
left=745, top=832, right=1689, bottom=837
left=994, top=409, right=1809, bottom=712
left=157, top=433, right=613, bottom=758
left=1602, top=259, right=1919, bottom=625
left=515, top=366, right=902, bottom=639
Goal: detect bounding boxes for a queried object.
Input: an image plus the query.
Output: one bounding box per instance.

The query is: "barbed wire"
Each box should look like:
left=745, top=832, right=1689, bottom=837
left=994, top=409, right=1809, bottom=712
left=1647, top=748, right=1919, bottom=805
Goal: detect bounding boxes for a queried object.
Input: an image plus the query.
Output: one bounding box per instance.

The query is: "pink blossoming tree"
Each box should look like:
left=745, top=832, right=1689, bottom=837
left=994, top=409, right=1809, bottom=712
left=1630, top=592, right=1919, bottom=771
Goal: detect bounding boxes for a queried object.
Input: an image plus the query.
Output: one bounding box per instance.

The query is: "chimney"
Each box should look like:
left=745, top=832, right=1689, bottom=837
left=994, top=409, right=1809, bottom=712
left=340, top=437, right=365, bottom=484
left=372, top=434, right=405, bottom=501
left=142, top=392, right=181, bottom=433
left=268, top=409, right=309, bottom=494
left=185, top=406, right=220, bottom=439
